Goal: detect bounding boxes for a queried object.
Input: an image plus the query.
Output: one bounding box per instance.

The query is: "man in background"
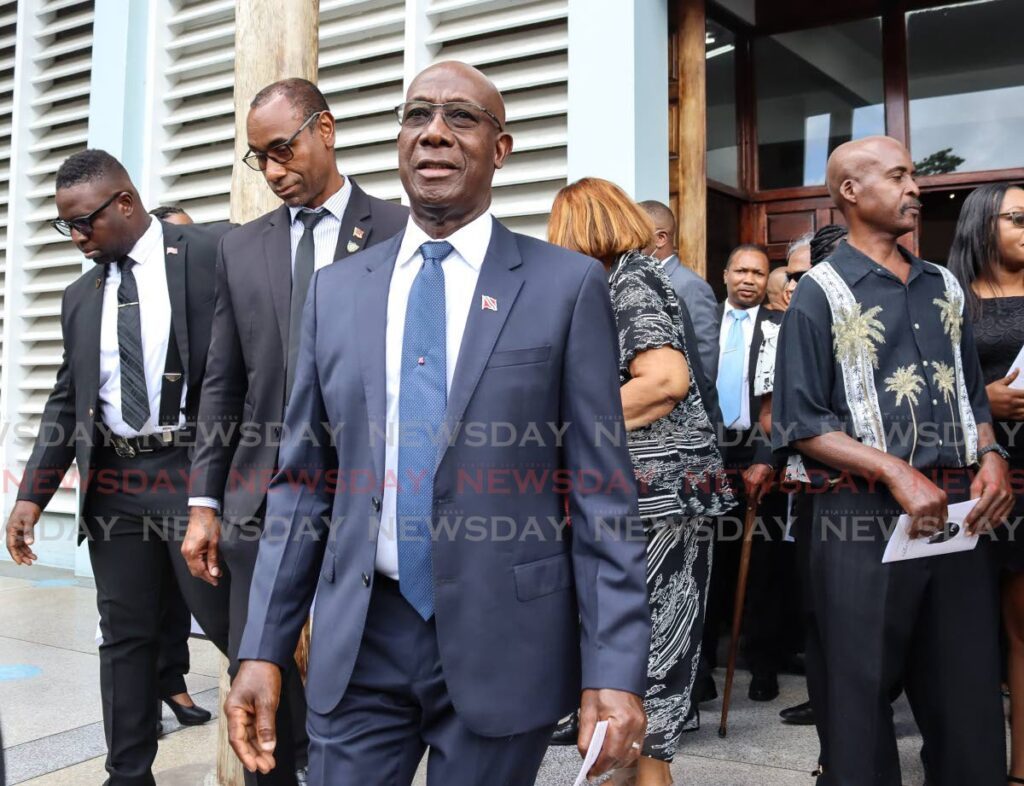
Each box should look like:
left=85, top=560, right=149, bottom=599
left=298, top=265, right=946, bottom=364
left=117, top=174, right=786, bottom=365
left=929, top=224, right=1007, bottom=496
left=640, top=200, right=720, bottom=380
left=182, top=77, right=407, bottom=786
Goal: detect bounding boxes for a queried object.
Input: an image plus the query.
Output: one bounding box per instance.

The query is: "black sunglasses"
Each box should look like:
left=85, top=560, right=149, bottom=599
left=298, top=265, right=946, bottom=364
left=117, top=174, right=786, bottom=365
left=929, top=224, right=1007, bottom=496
left=1000, top=211, right=1024, bottom=229
left=786, top=269, right=807, bottom=284
left=243, top=110, right=326, bottom=172
left=50, top=191, right=126, bottom=237
left=395, top=101, right=504, bottom=132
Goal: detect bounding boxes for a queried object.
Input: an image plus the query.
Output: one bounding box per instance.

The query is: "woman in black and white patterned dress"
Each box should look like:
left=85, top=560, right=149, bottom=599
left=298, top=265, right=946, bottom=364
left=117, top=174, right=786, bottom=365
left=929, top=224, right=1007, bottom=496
left=549, top=178, right=735, bottom=786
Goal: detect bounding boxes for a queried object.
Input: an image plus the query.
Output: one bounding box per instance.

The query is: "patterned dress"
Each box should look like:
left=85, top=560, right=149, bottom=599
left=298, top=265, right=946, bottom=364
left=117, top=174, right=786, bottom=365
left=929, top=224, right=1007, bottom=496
left=609, top=251, right=735, bottom=761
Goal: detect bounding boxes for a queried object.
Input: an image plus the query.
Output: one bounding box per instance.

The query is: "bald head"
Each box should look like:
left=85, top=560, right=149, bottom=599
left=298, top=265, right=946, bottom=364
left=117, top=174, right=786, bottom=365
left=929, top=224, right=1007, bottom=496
left=825, top=136, right=920, bottom=237
left=408, top=61, right=506, bottom=127
left=639, top=200, right=677, bottom=261
left=399, top=60, right=513, bottom=238
left=766, top=267, right=789, bottom=311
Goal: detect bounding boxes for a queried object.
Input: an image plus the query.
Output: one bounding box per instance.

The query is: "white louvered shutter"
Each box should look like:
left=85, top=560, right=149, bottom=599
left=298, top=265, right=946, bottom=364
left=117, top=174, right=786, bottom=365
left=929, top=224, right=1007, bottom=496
left=11, top=0, right=95, bottom=515
left=0, top=1, right=16, bottom=396
left=157, top=0, right=235, bottom=222
left=319, top=0, right=406, bottom=203
left=425, top=0, right=568, bottom=238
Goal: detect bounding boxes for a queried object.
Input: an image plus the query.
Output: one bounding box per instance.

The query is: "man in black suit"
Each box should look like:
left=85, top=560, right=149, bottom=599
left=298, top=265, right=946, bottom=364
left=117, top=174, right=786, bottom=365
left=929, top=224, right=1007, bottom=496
left=182, top=78, right=407, bottom=786
left=4, top=149, right=230, bottom=786
left=699, top=244, right=791, bottom=703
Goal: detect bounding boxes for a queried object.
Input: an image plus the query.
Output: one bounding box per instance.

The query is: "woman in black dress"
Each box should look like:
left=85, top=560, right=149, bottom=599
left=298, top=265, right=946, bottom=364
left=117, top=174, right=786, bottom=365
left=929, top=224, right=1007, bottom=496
left=948, top=182, right=1024, bottom=783
left=549, top=177, right=735, bottom=786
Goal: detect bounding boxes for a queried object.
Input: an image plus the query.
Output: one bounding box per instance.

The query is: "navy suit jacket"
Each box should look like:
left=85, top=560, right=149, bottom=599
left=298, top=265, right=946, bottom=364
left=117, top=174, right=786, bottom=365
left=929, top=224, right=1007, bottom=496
left=239, top=219, right=651, bottom=736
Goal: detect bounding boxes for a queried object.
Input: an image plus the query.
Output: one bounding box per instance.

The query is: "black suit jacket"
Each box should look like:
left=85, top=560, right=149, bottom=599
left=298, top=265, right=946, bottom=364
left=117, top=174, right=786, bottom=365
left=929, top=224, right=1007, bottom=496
left=189, top=179, right=408, bottom=524
left=18, top=221, right=226, bottom=514
left=715, top=302, right=783, bottom=467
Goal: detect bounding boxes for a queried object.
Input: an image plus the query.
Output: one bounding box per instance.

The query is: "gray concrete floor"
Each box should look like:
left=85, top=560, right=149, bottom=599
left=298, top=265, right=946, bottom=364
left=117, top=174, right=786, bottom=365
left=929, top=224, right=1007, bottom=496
left=0, top=562, right=964, bottom=784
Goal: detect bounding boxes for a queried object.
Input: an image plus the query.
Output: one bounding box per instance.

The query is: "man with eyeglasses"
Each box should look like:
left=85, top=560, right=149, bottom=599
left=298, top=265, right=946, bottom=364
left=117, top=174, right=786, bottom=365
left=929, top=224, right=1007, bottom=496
left=5, top=149, right=231, bottom=785
left=182, top=77, right=406, bottom=786
left=223, top=61, right=649, bottom=786
left=782, top=233, right=813, bottom=310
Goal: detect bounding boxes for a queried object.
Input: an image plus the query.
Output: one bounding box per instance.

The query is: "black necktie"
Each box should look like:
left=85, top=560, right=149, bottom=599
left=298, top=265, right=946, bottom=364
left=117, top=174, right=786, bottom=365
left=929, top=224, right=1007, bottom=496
left=287, top=209, right=328, bottom=398
left=117, top=256, right=150, bottom=431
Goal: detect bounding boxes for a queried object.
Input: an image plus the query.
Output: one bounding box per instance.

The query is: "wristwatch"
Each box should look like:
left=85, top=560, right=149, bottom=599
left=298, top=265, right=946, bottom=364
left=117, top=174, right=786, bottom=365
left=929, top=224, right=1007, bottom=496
left=977, top=443, right=1010, bottom=462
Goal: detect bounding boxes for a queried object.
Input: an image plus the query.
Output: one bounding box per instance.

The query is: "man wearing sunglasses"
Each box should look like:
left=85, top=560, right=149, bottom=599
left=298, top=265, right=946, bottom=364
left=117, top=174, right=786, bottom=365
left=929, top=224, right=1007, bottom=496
left=5, top=149, right=231, bottom=785
left=183, top=77, right=406, bottom=786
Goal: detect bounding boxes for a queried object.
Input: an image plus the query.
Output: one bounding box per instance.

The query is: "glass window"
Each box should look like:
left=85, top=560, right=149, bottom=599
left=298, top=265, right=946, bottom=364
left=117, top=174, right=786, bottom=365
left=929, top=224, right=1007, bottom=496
left=907, top=0, right=1024, bottom=175
left=706, top=19, right=738, bottom=188
left=754, top=18, right=885, bottom=190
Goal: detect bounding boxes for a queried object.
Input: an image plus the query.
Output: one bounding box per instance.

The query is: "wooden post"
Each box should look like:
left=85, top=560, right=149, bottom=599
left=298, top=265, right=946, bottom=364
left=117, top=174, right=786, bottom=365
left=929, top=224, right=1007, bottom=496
left=218, top=3, right=320, bottom=784
left=675, top=0, right=707, bottom=277
left=229, top=0, right=321, bottom=225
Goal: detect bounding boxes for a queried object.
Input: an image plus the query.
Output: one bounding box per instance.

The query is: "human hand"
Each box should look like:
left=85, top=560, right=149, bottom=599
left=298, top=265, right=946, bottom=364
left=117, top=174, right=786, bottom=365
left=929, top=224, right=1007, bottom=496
left=225, top=660, right=282, bottom=774
left=6, top=501, right=42, bottom=565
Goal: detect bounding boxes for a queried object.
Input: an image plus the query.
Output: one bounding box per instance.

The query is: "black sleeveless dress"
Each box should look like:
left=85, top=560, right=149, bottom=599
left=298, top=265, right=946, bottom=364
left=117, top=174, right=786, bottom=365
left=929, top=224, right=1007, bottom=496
left=972, top=295, right=1024, bottom=570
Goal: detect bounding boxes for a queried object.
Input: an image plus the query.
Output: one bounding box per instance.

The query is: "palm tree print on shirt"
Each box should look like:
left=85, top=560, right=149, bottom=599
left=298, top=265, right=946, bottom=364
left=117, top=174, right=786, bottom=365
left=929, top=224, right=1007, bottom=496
left=931, top=360, right=958, bottom=428
left=933, top=293, right=963, bottom=346
left=885, top=364, right=926, bottom=465
left=833, top=302, right=886, bottom=369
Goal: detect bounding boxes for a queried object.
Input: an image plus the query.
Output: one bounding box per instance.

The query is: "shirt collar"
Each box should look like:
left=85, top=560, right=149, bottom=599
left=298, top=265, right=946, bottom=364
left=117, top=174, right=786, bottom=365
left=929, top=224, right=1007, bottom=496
left=725, top=302, right=758, bottom=321
left=124, top=216, right=163, bottom=266
left=661, top=254, right=679, bottom=273
left=287, top=176, right=352, bottom=225
left=829, top=239, right=939, bottom=285
left=396, top=211, right=493, bottom=272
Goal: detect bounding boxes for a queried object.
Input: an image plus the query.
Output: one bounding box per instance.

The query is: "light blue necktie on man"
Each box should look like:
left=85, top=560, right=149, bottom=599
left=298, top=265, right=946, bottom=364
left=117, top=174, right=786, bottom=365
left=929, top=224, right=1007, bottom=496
left=396, top=240, right=453, bottom=620
left=717, top=308, right=749, bottom=427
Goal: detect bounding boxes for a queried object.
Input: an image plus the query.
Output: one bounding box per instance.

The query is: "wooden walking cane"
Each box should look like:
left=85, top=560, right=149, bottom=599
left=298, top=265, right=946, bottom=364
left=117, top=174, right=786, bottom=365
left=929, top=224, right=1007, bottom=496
left=718, top=499, right=759, bottom=738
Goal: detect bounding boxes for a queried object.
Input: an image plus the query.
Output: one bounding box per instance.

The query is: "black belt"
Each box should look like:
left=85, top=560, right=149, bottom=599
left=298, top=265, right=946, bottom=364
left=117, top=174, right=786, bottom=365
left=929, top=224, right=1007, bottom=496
left=105, top=430, right=190, bottom=459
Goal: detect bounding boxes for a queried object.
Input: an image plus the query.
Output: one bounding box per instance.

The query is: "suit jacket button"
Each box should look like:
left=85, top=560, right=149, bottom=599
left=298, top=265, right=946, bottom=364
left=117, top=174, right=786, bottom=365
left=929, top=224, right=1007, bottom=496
left=362, top=572, right=370, bottom=587
left=371, top=497, right=381, bottom=512
left=88, top=407, right=94, bottom=417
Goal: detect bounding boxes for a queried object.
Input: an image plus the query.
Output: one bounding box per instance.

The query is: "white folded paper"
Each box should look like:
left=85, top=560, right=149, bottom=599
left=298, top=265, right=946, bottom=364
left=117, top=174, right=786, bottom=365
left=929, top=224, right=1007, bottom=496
left=882, top=498, right=980, bottom=563
left=572, top=720, right=608, bottom=786
left=1008, top=342, right=1024, bottom=389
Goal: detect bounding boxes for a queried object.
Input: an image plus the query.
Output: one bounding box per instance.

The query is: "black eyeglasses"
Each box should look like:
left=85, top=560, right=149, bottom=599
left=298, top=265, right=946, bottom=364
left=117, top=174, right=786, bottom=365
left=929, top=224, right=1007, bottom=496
left=395, top=101, right=504, bottom=132
left=50, top=191, right=125, bottom=237
left=787, top=269, right=807, bottom=283
left=1000, top=211, right=1024, bottom=229
left=242, top=110, right=325, bottom=172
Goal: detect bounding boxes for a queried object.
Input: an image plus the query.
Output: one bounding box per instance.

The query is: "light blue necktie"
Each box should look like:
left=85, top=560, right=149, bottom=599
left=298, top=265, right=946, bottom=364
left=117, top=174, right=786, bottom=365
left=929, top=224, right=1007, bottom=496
left=717, top=309, right=749, bottom=427
left=396, top=240, right=452, bottom=620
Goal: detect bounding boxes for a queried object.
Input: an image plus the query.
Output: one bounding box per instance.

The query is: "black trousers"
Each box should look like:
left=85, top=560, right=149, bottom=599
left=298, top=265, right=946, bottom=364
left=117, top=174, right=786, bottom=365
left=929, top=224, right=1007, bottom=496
left=809, top=482, right=1005, bottom=786
left=85, top=445, right=230, bottom=786
left=156, top=580, right=192, bottom=699
left=702, top=435, right=800, bottom=676
left=220, top=517, right=309, bottom=785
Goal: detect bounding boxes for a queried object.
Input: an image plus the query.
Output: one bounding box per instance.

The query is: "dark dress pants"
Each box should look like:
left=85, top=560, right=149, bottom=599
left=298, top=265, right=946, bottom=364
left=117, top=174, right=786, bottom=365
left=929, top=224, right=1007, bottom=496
left=307, top=576, right=555, bottom=786
left=85, top=445, right=230, bottom=786
left=156, top=581, right=192, bottom=698
left=810, top=481, right=1005, bottom=786
left=220, top=518, right=308, bottom=785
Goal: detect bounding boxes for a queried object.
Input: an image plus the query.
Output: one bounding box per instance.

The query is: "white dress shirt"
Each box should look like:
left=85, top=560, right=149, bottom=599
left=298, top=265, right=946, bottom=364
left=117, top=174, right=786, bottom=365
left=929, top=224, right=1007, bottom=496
left=189, top=179, right=353, bottom=512
left=287, top=176, right=352, bottom=273
left=98, top=217, right=186, bottom=437
left=717, top=303, right=759, bottom=430
left=375, top=211, right=493, bottom=580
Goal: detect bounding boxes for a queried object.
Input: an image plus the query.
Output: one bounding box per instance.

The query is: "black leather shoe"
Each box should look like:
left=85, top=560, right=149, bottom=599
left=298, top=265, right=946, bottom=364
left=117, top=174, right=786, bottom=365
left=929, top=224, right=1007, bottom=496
left=550, top=712, right=579, bottom=745
left=162, top=695, right=212, bottom=726
left=779, top=700, right=815, bottom=725
left=695, top=673, right=718, bottom=704
left=748, top=671, right=779, bottom=702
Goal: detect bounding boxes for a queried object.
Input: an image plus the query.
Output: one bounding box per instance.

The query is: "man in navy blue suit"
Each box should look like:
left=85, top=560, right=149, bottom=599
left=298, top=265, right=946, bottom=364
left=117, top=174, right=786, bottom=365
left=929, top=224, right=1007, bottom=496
left=225, top=61, right=651, bottom=785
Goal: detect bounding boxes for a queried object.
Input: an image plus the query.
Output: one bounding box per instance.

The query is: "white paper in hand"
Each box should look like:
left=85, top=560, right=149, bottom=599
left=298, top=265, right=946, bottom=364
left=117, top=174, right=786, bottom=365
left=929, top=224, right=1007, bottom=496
left=882, top=498, right=980, bottom=563
left=1008, top=342, right=1024, bottom=389
left=572, top=720, right=608, bottom=786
